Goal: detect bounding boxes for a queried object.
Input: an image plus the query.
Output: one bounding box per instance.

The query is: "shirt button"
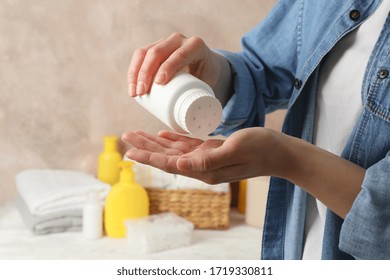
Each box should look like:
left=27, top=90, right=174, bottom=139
left=378, top=69, right=389, bottom=79
left=349, top=10, right=361, bottom=21
left=294, top=78, right=302, bottom=90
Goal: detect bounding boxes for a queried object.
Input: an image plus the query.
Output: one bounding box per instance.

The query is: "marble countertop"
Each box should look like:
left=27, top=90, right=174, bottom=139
left=0, top=202, right=262, bottom=260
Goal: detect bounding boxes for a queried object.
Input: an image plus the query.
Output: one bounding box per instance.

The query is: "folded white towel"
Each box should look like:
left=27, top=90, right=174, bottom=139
left=16, top=169, right=110, bottom=215
left=14, top=195, right=82, bottom=235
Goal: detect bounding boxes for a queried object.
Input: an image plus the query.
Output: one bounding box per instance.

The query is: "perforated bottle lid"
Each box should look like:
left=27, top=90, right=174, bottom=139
left=174, top=89, right=222, bottom=137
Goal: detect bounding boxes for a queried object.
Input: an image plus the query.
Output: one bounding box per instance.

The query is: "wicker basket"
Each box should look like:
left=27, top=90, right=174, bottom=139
left=145, top=187, right=231, bottom=229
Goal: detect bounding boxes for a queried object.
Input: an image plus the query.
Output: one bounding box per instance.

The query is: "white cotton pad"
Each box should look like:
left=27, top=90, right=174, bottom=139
left=124, top=213, right=194, bottom=253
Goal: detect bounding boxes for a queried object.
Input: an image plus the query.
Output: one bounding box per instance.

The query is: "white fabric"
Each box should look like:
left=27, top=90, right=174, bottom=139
left=16, top=169, right=110, bottom=215
left=303, top=2, right=390, bottom=259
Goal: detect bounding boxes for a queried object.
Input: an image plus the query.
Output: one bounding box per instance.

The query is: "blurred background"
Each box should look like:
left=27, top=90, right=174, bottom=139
left=0, top=0, right=281, bottom=206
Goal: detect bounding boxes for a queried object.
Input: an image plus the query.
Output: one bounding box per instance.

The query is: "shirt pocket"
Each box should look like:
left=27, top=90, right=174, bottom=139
left=364, top=66, right=390, bottom=123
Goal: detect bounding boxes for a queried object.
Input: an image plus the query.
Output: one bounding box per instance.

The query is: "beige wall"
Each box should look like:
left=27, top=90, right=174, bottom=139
left=0, top=0, right=278, bottom=205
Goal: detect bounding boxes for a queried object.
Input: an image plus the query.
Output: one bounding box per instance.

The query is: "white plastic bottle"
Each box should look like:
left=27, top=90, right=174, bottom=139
left=82, top=190, right=103, bottom=240
left=135, top=71, right=222, bottom=137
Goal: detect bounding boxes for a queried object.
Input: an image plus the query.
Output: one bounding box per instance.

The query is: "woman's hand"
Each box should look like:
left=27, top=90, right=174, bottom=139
left=122, top=128, right=366, bottom=218
left=122, top=128, right=285, bottom=184
left=127, top=32, right=227, bottom=97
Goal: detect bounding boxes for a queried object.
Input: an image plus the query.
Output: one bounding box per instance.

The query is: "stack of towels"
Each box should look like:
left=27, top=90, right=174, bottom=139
left=15, top=169, right=110, bottom=235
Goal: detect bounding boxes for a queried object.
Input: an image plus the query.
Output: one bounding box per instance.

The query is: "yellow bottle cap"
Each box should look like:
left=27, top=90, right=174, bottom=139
left=103, top=135, right=119, bottom=152
left=118, top=161, right=135, bottom=184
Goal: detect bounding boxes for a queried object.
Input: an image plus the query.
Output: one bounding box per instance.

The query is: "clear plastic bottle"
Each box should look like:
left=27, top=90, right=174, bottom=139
left=97, top=136, right=122, bottom=185
left=82, top=190, right=103, bottom=240
left=135, top=71, right=222, bottom=137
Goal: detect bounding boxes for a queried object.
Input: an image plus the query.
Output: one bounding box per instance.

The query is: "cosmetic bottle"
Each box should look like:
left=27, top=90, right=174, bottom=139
left=97, top=136, right=122, bottom=185
left=82, top=190, right=103, bottom=240
left=135, top=71, right=222, bottom=137
left=104, top=161, right=149, bottom=238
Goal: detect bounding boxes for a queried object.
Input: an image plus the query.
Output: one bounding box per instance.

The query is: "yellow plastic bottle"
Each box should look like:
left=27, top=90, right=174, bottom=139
left=97, top=136, right=122, bottom=185
left=104, top=161, right=150, bottom=238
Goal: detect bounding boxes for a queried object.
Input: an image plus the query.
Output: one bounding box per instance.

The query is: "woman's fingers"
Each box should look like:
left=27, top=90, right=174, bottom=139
left=122, top=131, right=182, bottom=156
left=158, top=130, right=204, bottom=146
left=125, top=148, right=181, bottom=174
left=126, top=147, right=246, bottom=185
left=135, top=130, right=196, bottom=153
left=122, top=130, right=258, bottom=185
left=156, top=36, right=208, bottom=84
left=128, top=32, right=212, bottom=97
left=136, top=33, right=188, bottom=95
left=127, top=39, right=164, bottom=97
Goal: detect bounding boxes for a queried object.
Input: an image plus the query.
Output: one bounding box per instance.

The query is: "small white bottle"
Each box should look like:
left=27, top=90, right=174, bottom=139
left=135, top=71, right=222, bottom=137
left=82, top=190, right=103, bottom=240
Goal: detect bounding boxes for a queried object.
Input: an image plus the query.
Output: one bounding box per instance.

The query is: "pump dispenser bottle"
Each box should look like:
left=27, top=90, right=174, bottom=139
left=97, top=136, right=122, bottom=185
left=135, top=71, right=222, bottom=137
left=104, top=161, right=149, bottom=238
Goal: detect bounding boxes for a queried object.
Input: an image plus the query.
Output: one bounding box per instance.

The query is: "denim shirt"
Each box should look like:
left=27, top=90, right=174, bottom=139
left=215, top=0, right=389, bottom=259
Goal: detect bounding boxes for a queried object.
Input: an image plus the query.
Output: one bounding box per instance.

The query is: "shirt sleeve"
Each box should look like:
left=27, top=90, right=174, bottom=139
left=212, top=0, right=302, bottom=136
left=340, top=151, right=390, bottom=259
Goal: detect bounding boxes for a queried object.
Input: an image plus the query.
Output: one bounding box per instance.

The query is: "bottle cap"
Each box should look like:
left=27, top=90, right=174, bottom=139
left=118, top=161, right=135, bottom=183
left=174, top=89, right=222, bottom=137
left=103, top=135, right=118, bottom=152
